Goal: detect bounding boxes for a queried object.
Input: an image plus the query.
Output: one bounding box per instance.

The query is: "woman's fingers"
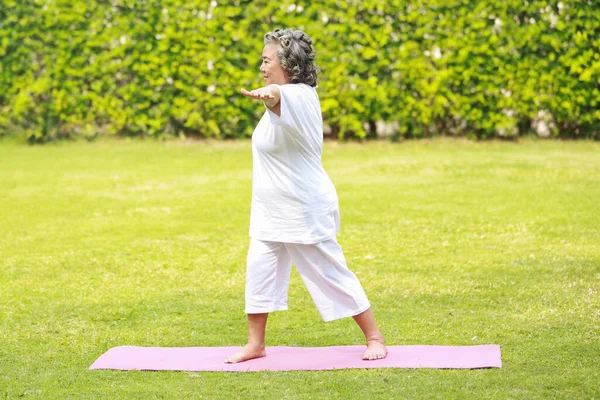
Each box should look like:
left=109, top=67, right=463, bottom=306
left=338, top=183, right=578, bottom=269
left=240, top=88, right=275, bottom=100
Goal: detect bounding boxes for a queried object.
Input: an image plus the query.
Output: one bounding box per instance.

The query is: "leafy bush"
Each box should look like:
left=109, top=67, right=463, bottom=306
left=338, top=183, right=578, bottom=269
left=0, top=0, right=598, bottom=141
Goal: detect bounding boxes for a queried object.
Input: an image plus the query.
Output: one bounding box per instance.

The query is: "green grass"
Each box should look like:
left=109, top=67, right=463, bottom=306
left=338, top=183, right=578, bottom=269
left=1, top=138, right=599, bottom=399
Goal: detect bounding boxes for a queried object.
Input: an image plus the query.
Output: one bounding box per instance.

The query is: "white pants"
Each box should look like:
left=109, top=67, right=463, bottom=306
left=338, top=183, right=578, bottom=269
left=245, top=237, right=371, bottom=322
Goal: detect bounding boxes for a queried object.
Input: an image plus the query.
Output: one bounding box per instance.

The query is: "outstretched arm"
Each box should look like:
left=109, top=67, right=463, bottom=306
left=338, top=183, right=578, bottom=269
left=241, top=84, right=281, bottom=116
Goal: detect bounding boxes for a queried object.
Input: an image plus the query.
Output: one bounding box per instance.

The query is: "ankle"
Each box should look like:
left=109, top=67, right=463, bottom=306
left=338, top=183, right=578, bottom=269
left=246, top=341, right=266, bottom=350
left=365, top=333, right=385, bottom=344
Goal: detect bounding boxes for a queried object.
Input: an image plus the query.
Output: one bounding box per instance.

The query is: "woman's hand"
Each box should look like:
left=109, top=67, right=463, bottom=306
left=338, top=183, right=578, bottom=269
left=241, top=85, right=281, bottom=115
left=240, top=87, right=276, bottom=100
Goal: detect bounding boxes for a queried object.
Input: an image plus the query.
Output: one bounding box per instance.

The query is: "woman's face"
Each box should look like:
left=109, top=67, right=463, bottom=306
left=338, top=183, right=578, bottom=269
left=261, top=43, right=287, bottom=86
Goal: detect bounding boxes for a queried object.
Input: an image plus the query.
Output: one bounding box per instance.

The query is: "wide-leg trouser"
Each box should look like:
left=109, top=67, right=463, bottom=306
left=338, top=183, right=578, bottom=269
left=245, top=237, right=371, bottom=322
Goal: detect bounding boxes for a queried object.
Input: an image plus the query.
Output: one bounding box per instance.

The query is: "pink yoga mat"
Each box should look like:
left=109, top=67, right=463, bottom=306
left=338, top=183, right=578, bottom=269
left=89, top=345, right=501, bottom=371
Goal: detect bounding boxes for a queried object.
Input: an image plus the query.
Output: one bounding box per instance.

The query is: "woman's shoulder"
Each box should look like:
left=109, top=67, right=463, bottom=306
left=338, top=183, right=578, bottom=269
left=280, top=83, right=318, bottom=103
left=280, top=83, right=316, bottom=93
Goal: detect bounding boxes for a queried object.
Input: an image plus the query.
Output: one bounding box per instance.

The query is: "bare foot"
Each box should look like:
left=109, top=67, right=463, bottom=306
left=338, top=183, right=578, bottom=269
left=363, top=338, right=387, bottom=360
left=224, top=344, right=266, bottom=364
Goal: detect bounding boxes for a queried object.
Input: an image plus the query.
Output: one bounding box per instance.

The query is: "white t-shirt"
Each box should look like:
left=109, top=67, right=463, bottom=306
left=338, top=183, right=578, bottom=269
left=249, top=83, right=340, bottom=244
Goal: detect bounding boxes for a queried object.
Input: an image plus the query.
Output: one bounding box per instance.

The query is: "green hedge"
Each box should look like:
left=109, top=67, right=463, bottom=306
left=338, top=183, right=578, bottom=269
left=1, top=0, right=598, bottom=141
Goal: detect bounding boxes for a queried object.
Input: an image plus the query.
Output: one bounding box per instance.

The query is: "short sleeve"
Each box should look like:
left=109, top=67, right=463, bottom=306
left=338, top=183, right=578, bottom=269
left=266, top=84, right=310, bottom=129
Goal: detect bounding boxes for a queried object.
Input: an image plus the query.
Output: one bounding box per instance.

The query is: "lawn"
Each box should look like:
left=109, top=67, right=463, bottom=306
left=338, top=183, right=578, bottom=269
left=1, top=138, right=598, bottom=399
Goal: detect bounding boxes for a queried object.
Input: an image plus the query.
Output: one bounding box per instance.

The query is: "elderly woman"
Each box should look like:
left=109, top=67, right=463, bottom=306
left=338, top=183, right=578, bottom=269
left=225, top=28, right=386, bottom=363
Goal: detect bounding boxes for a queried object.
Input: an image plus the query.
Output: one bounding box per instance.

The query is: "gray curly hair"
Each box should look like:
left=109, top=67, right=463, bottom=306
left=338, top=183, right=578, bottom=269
left=264, top=28, right=319, bottom=87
